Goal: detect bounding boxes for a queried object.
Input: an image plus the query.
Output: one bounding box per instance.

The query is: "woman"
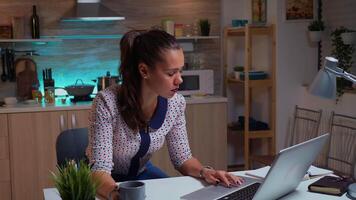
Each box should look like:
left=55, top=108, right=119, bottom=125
left=87, top=29, right=243, bottom=199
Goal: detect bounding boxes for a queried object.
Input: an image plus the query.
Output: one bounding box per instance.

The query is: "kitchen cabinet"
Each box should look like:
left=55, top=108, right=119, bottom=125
left=67, top=110, right=91, bottom=129
left=6, top=109, right=90, bottom=200
left=0, top=114, right=11, bottom=200
left=151, top=102, right=227, bottom=176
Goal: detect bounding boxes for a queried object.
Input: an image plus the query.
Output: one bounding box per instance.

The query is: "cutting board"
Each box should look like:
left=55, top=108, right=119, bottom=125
left=16, top=58, right=39, bottom=100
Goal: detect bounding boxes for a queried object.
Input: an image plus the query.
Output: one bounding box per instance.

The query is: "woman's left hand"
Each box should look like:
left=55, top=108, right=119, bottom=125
left=201, top=168, right=244, bottom=187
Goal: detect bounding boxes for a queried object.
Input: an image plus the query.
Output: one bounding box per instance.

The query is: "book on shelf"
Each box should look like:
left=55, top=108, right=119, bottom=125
left=308, top=176, right=353, bottom=196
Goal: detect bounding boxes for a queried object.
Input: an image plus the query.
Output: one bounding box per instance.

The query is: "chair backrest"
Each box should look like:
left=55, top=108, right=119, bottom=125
left=56, top=128, right=89, bottom=167
left=287, top=105, right=322, bottom=147
left=327, top=112, right=356, bottom=179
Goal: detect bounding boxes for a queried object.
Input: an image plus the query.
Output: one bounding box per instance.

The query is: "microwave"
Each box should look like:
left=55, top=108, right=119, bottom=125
left=178, top=69, right=214, bottom=96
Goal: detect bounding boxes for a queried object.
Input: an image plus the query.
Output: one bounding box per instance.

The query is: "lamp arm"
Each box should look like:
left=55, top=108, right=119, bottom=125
left=325, top=66, right=356, bottom=83
left=343, top=71, right=356, bottom=83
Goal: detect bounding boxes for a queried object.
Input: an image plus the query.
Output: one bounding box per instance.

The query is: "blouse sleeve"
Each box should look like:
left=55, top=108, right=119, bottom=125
left=165, top=95, right=192, bottom=168
left=87, top=93, right=114, bottom=174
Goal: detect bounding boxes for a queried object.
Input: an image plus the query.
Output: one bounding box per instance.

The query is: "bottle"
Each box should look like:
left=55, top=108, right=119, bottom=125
left=30, top=5, right=40, bottom=39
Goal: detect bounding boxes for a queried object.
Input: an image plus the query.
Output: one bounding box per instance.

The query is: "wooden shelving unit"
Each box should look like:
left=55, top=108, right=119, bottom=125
left=224, top=25, right=276, bottom=170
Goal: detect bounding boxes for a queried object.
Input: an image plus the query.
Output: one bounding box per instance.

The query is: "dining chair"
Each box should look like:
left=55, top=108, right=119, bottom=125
left=250, top=105, right=322, bottom=168
left=326, top=112, right=356, bottom=179
left=56, top=127, right=89, bottom=167
left=286, top=105, right=323, bottom=147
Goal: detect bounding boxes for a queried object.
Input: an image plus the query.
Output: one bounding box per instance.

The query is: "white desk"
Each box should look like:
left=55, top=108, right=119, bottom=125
left=44, top=171, right=349, bottom=200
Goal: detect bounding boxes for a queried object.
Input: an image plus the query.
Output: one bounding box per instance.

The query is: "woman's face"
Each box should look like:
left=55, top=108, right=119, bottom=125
left=144, top=48, right=184, bottom=98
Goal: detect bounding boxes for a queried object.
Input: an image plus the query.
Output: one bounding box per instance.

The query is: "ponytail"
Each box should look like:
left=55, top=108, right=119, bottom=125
left=118, top=29, right=180, bottom=132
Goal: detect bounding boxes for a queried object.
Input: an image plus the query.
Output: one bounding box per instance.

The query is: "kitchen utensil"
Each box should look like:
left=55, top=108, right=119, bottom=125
left=16, top=58, right=39, bottom=100
left=93, top=71, right=120, bottom=91
left=1, top=49, right=6, bottom=81
left=61, top=79, right=95, bottom=97
left=43, top=68, right=55, bottom=92
left=6, top=49, right=16, bottom=82
left=15, top=57, right=37, bottom=77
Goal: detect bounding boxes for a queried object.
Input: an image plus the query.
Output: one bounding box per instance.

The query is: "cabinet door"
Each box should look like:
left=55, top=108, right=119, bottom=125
left=8, top=111, right=67, bottom=200
left=0, top=114, right=11, bottom=200
left=67, top=109, right=91, bottom=129
left=186, top=103, right=227, bottom=171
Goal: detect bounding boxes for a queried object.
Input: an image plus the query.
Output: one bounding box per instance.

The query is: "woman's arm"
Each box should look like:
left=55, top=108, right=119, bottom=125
left=87, top=93, right=117, bottom=199
left=178, top=157, right=244, bottom=187
left=92, top=171, right=118, bottom=200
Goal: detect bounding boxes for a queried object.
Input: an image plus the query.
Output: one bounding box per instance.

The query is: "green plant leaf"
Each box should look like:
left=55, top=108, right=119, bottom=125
left=51, top=159, right=99, bottom=200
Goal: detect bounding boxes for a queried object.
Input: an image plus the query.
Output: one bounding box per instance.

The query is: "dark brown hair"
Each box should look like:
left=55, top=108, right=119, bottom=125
left=118, top=29, right=180, bottom=131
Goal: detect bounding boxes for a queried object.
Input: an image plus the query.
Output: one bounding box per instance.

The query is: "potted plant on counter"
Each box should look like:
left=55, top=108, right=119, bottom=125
left=51, top=160, right=99, bottom=200
left=308, top=20, right=325, bottom=42
left=199, top=19, right=211, bottom=36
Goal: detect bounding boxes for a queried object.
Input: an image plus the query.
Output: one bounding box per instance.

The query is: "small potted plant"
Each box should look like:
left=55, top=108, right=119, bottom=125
left=341, top=29, right=356, bottom=45
left=308, top=20, right=325, bottom=42
left=51, top=160, right=99, bottom=200
left=199, top=19, right=211, bottom=36
left=233, top=65, right=244, bottom=80
left=331, top=27, right=355, bottom=99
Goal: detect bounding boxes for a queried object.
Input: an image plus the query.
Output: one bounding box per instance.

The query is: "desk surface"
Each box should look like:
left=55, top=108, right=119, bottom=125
left=44, top=171, right=349, bottom=200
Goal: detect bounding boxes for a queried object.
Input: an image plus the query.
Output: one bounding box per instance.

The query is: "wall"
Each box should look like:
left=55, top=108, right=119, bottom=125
left=298, top=0, right=356, bottom=135
left=0, top=0, right=221, bottom=99
left=275, top=0, right=319, bottom=151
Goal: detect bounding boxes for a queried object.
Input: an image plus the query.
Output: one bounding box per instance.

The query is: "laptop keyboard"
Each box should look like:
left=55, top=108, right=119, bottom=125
left=217, top=182, right=261, bottom=200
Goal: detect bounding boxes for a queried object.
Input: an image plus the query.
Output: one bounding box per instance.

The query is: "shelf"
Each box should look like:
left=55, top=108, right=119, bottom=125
left=0, top=35, right=219, bottom=43
left=249, top=130, right=273, bottom=139
left=42, top=35, right=123, bottom=40
left=227, top=78, right=273, bottom=87
left=225, top=26, right=272, bottom=36
left=249, top=155, right=275, bottom=166
left=176, top=36, right=220, bottom=40
left=230, top=129, right=274, bottom=139
left=0, top=38, right=62, bottom=44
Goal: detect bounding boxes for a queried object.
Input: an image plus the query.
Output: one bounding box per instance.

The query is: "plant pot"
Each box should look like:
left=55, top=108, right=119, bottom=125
left=309, top=31, right=322, bottom=42
left=341, top=32, right=356, bottom=45
left=200, top=26, right=210, bottom=36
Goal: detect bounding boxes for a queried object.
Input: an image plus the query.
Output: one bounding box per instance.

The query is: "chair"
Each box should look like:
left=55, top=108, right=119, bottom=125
left=326, top=112, right=356, bottom=179
left=56, top=127, right=89, bottom=167
left=286, top=105, right=323, bottom=147
left=250, top=105, right=322, bottom=167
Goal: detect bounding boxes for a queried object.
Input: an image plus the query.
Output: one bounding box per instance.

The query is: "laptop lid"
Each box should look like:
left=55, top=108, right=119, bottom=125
left=252, top=133, right=330, bottom=200
left=180, top=133, right=330, bottom=200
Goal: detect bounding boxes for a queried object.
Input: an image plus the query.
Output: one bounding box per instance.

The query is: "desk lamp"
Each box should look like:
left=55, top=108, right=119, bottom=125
left=308, top=57, right=356, bottom=99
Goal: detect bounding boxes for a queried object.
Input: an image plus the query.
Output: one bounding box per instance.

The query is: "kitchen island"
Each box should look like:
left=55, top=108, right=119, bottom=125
left=0, top=95, right=227, bottom=200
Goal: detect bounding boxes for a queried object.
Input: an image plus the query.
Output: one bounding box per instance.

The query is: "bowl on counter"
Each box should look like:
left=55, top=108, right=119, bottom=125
left=4, top=97, right=18, bottom=106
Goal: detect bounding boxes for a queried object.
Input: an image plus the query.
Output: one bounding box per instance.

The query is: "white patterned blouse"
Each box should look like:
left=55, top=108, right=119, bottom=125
left=87, top=85, right=192, bottom=176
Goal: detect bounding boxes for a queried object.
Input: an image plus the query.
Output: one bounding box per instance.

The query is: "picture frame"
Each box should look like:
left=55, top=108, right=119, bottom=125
left=252, top=0, right=267, bottom=25
left=285, top=0, right=315, bottom=22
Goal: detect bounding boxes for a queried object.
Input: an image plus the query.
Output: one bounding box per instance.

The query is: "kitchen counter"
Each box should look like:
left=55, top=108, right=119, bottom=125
left=0, top=95, right=227, bottom=114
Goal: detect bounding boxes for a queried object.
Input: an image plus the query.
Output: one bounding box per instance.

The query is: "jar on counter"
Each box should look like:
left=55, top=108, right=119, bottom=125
left=184, top=24, right=193, bottom=37
left=44, top=87, right=55, bottom=104
left=162, top=19, right=175, bottom=36
left=175, top=23, right=184, bottom=37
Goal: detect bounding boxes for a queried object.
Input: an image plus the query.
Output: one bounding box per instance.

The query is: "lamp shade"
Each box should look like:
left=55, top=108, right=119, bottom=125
left=308, top=68, right=337, bottom=99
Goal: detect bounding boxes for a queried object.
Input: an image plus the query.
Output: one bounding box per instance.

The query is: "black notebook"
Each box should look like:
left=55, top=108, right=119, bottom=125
left=308, top=176, right=353, bottom=196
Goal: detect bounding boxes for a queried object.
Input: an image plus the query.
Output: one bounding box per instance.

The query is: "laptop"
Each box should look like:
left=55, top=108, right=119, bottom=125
left=181, top=133, right=330, bottom=200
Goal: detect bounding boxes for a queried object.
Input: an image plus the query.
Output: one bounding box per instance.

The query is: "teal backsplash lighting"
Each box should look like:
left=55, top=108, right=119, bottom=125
left=24, top=39, right=121, bottom=96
